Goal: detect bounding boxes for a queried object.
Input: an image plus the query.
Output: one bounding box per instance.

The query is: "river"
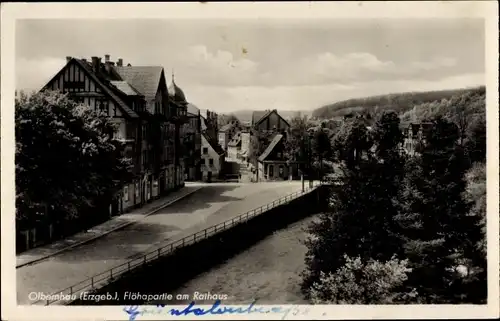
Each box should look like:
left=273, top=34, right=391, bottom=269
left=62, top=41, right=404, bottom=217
left=158, top=214, right=319, bottom=305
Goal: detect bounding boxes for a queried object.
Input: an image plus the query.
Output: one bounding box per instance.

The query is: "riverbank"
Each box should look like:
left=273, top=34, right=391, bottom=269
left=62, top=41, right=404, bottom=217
left=159, top=214, right=318, bottom=305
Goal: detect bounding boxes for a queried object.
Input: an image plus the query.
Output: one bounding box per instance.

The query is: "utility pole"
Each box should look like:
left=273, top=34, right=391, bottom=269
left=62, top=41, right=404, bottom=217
left=300, top=136, right=305, bottom=192
left=308, top=131, right=313, bottom=189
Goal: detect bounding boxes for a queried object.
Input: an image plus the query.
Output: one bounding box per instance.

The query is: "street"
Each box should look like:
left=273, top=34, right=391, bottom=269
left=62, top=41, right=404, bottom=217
left=17, top=181, right=306, bottom=305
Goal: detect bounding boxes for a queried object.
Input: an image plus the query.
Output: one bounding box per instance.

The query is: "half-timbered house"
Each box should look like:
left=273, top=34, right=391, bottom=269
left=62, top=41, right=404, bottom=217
left=40, top=55, right=188, bottom=216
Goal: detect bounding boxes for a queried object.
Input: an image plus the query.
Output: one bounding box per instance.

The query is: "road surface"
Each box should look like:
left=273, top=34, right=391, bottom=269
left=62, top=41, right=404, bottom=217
left=17, top=181, right=306, bottom=305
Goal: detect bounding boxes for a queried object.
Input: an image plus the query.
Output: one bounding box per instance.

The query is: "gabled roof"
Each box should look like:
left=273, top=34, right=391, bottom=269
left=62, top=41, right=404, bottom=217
left=252, top=110, right=272, bottom=126
left=202, top=131, right=225, bottom=155
left=258, top=134, right=284, bottom=162
left=109, top=81, right=143, bottom=96
left=51, top=59, right=139, bottom=119
left=200, top=115, right=208, bottom=131
left=252, top=109, right=291, bottom=128
left=219, top=123, right=234, bottom=132
left=114, top=66, right=164, bottom=102
left=228, top=134, right=241, bottom=147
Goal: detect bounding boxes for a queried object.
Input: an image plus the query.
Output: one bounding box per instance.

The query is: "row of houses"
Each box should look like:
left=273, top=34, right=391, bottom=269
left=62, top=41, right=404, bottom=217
left=211, top=108, right=309, bottom=182
left=41, top=54, right=207, bottom=216
left=212, top=109, right=436, bottom=183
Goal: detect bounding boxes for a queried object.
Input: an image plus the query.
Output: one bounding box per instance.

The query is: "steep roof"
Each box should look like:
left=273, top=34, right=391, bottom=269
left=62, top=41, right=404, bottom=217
left=109, top=81, right=142, bottom=96
left=187, top=102, right=200, bottom=116
left=252, top=110, right=271, bottom=126
left=202, top=131, right=225, bottom=155
left=200, top=115, right=208, bottom=131
left=252, top=109, right=291, bottom=128
left=219, top=123, right=234, bottom=132
left=72, top=59, right=139, bottom=118
left=114, top=66, right=164, bottom=102
left=258, top=134, right=284, bottom=162
left=228, top=133, right=242, bottom=147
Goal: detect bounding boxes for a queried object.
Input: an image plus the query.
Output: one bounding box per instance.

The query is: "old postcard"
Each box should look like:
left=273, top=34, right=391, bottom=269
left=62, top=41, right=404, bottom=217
left=1, top=1, right=499, bottom=320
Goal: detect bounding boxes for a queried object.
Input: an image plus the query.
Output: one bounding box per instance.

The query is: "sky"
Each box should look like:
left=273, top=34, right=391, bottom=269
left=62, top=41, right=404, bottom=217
left=16, top=18, right=485, bottom=113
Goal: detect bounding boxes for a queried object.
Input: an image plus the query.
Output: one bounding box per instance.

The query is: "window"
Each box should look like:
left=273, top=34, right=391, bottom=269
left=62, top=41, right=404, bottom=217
left=209, top=158, right=214, bottom=166
left=277, top=152, right=282, bottom=158
left=96, top=99, right=109, bottom=116
left=203, top=147, right=208, bottom=155
left=123, top=186, right=129, bottom=202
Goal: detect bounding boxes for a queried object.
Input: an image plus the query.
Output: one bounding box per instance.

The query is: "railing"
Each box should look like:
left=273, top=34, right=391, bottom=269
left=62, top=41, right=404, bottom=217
left=33, top=182, right=322, bottom=306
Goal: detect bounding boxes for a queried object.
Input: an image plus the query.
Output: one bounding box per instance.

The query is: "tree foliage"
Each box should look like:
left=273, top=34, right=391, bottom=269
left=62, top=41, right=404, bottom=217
left=302, top=112, right=405, bottom=293
left=313, top=86, right=484, bottom=119
left=217, top=113, right=240, bottom=128
left=283, top=115, right=311, bottom=165
left=395, top=117, right=485, bottom=303
left=309, top=256, right=416, bottom=304
left=302, top=105, right=486, bottom=304
left=331, top=117, right=372, bottom=168
left=15, top=90, right=133, bottom=228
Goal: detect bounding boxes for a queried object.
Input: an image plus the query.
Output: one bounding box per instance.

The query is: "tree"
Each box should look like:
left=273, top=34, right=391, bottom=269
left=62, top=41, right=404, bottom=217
left=283, top=115, right=309, bottom=163
left=331, top=117, right=372, bottom=168
left=311, top=128, right=332, bottom=180
left=463, top=162, right=486, bottom=257
left=217, top=113, right=239, bottom=128
left=15, top=90, right=133, bottom=229
left=302, top=112, right=409, bottom=300
left=309, top=256, right=416, bottom=304
left=248, top=129, right=275, bottom=168
left=464, top=113, right=486, bottom=164
left=395, top=116, right=485, bottom=303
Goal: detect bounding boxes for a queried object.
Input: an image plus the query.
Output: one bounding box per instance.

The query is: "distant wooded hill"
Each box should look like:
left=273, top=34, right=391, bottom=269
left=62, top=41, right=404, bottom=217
left=223, top=109, right=313, bottom=124
left=312, top=86, right=486, bottom=119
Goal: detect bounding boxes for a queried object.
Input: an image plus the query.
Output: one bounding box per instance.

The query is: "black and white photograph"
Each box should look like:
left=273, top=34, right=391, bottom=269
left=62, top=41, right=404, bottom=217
left=2, top=1, right=499, bottom=320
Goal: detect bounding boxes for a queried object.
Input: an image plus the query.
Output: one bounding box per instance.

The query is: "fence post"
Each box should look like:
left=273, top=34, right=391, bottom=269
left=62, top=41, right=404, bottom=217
left=143, top=255, right=147, bottom=265
left=70, top=286, right=73, bottom=295
left=170, top=243, right=173, bottom=252
left=128, top=262, right=131, bottom=272
left=110, top=268, right=113, bottom=279
left=194, top=233, right=197, bottom=242
left=223, top=221, right=226, bottom=229
left=158, top=248, right=161, bottom=258
left=205, top=229, right=207, bottom=238
left=91, top=277, right=94, bottom=288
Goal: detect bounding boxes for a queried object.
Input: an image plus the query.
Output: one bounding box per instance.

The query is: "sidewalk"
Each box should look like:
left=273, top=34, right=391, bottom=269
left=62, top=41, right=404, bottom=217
left=16, top=186, right=202, bottom=268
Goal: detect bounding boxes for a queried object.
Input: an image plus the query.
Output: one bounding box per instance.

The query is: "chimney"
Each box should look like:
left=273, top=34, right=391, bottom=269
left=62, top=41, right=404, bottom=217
left=82, top=58, right=87, bottom=63
left=91, top=56, right=99, bottom=73
left=66, top=56, right=72, bottom=63
left=117, top=58, right=123, bottom=67
left=104, top=55, right=113, bottom=73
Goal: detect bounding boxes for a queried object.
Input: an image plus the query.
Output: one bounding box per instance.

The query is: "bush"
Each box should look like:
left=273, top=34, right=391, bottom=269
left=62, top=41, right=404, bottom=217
left=309, top=255, right=417, bottom=304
